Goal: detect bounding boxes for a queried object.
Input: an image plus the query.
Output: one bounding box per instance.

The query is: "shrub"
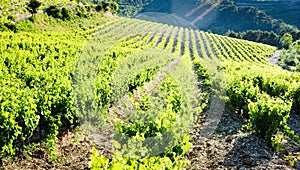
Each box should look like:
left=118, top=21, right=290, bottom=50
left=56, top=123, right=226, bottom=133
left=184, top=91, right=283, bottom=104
left=227, top=75, right=260, bottom=118
left=109, top=2, right=119, bottom=14
left=45, top=5, right=85, bottom=20
left=248, top=94, right=291, bottom=145
left=27, top=0, right=42, bottom=15
left=95, top=1, right=118, bottom=14
left=61, top=7, right=72, bottom=20
left=45, top=5, right=62, bottom=19
left=280, top=33, right=293, bottom=49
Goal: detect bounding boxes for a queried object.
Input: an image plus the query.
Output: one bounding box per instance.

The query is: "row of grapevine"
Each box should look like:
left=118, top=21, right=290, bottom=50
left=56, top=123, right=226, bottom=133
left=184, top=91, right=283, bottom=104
left=1, top=12, right=299, bottom=168
left=141, top=20, right=300, bottom=151
left=194, top=28, right=299, bottom=148
left=85, top=16, right=211, bottom=169
left=119, top=22, right=160, bottom=47
left=0, top=31, right=88, bottom=156
left=225, top=62, right=300, bottom=146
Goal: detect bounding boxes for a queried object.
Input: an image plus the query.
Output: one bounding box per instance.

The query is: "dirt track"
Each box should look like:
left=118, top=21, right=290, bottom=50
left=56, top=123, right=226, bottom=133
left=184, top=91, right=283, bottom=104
left=268, top=50, right=281, bottom=66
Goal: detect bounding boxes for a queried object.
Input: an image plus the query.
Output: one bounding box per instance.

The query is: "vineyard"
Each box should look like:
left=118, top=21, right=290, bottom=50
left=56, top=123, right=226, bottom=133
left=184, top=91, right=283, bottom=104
left=0, top=2, right=300, bottom=168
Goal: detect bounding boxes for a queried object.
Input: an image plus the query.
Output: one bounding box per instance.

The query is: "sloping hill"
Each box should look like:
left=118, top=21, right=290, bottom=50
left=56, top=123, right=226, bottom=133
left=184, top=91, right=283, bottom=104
left=132, top=0, right=300, bottom=43
left=1, top=8, right=299, bottom=168
left=0, top=0, right=75, bottom=21
left=235, top=0, right=300, bottom=28
left=134, top=12, right=197, bottom=29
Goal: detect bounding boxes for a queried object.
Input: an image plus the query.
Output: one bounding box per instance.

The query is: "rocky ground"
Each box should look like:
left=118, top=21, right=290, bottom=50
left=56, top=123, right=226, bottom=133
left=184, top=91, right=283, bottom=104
left=2, top=129, right=93, bottom=170
left=186, top=106, right=300, bottom=170
left=2, top=105, right=299, bottom=169
left=2, top=60, right=299, bottom=169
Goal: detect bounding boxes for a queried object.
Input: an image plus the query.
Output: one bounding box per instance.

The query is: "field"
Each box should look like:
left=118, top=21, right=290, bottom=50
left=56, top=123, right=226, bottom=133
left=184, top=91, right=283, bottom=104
left=0, top=1, right=300, bottom=169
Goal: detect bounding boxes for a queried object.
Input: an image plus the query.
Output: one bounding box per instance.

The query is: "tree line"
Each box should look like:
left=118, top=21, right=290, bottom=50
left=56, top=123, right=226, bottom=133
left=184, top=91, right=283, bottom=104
left=225, top=29, right=300, bottom=47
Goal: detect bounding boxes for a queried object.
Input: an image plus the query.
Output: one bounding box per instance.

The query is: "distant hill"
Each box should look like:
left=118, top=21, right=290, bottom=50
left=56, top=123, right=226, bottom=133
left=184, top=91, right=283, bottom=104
left=134, top=12, right=197, bottom=29
left=106, top=0, right=300, bottom=33
left=114, top=0, right=154, bottom=16
left=1, top=2, right=299, bottom=168
left=235, top=0, right=300, bottom=29
left=79, top=0, right=300, bottom=45
left=138, top=0, right=298, bottom=35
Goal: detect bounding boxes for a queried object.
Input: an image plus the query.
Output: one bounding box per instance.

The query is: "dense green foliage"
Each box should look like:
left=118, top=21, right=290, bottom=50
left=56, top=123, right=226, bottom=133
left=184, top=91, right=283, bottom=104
left=83, top=16, right=299, bottom=168
left=226, top=29, right=300, bottom=48
left=96, top=1, right=119, bottom=14
left=44, top=2, right=107, bottom=21
left=226, top=30, right=280, bottom=46
left=280, top=33, right=294, bottom=49
left=0, top=31, right=86, bottom=156
left=235, top=0, right=300, bottom=29
left=0, top=0, right=118, bottom=32
left=78, top=0, right=151, bottom=16
left=0, top=1, right=299, bottom=168
left=225, top=61, right=300, bottom=146
left=248, top=95, right=291, bottom=145
left=27, top=0, right=42, bottom=14
left=114, top=0, right=153, bottom=16
left=205, top=4, right=296, bottom=34
left=279, top=39, right=300, bottom=72
left=0, top=1, right=117, bottom=157
left=205, top=2, right=300, bottom=47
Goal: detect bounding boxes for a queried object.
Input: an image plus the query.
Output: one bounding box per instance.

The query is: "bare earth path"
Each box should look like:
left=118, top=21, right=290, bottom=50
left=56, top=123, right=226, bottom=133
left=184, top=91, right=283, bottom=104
left=268, top=50, right=281, bottom=66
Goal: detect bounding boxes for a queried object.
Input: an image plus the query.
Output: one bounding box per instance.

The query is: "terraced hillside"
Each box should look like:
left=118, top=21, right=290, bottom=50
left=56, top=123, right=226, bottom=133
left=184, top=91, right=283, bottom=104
left=0, top=8, right=299, bottom=169
left=137, top=0, right=300, bottom=45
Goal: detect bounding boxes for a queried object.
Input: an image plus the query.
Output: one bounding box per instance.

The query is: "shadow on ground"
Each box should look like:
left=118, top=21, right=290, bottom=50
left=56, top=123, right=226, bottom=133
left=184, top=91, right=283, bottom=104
left=186, top=105, right=297, bottom=169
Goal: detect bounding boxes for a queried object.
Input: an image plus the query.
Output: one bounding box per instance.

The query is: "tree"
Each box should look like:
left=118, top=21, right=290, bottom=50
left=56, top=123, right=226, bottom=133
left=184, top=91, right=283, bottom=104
left=95, top=3, right=104, bottom=12
left=109, top=2, right=119, bottom=14
left=225, top=30, right=239, bottom=38
left=45, top=5, right=62, bottom=19
left=280, top=33, right=293, bottom=49
left=61, top=7, right=72, bottom=20
left=27, top=0, right=42, bottom=15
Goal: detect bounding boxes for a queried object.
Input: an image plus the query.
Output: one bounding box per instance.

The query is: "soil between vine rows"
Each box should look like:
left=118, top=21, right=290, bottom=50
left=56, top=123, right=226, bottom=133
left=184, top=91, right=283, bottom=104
left=3, top=104, right=299, bottom=169
left=185, top=106, right=299, bottom=170
left=2, top=51, right=298, bottom=169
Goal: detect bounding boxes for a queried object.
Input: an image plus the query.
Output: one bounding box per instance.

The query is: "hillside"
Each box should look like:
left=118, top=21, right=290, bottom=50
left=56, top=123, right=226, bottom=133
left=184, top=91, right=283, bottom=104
left=0, top=1, right=300, bottom=169
left=0, top=0, right=75, bottom=21
left=139, top=0, right=298, bottom=34
left=235, top=0, right=300, bottom=29
left=74, top=0, right=300, bottom=47
left=135, top=12, right=197, bottom=29
left=119, top=0, right=299, bottom=47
